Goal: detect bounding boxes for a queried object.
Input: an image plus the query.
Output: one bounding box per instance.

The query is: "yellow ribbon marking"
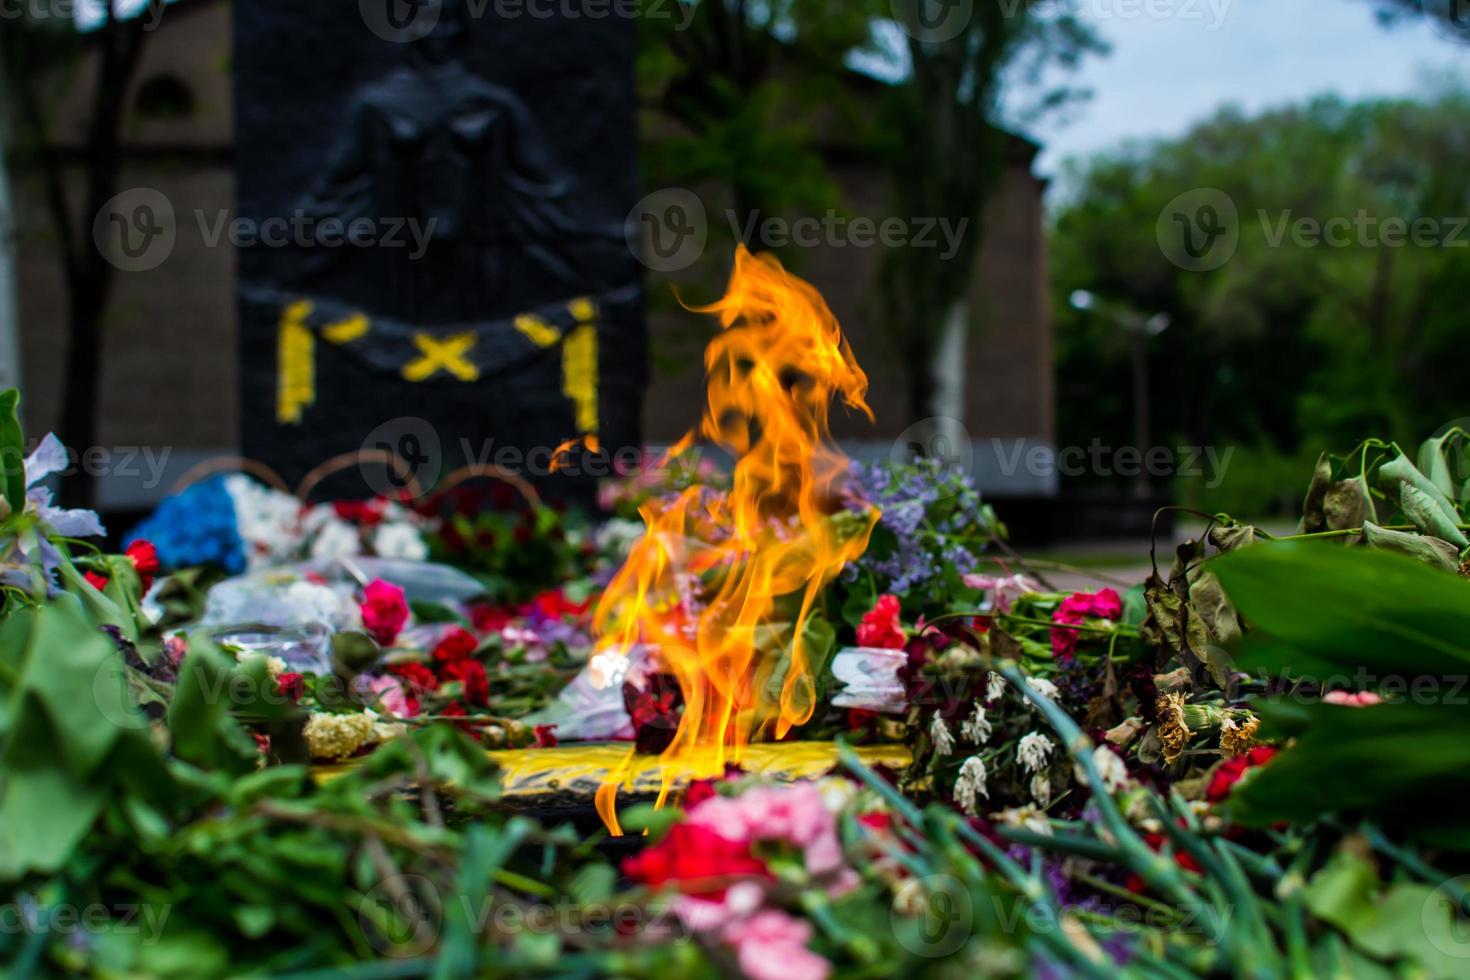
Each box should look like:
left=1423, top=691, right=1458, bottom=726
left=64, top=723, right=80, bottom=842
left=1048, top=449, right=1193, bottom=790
left=276, top=300, right=316, bottom=424
left=514, top=313, right=561, bottom=348
left=402, top=331, right=480, bottom=382
left=322, top=313, right=369, bottom=345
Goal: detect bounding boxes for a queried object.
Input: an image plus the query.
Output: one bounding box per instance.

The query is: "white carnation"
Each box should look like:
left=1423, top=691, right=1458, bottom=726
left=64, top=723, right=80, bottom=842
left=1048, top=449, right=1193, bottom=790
left=961, top=704, right=992, bottom=744
left=953, top=755, right=989, bottom=816
left=373, top=522, right=429, bottom=561
left=1018, top=732, right=1055, bottom=772
left=929, top=715, right=955, bottom=756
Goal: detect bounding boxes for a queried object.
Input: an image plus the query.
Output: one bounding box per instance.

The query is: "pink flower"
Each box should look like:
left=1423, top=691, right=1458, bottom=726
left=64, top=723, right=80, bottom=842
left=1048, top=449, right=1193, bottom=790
left=856, top=594, right=906, bottom=650
left=1050, top=588, right=1123, bottom=659
left=360, top=579, right=409, bottom=646
left=686, top=783, right=847, bottom=881
left=1323, top=690, right=1383, bottom=707
left=721, top=910, right=830, bottom=980
left=962, top=572, right=1041, bottom=614
left=359, top=674, right=418, bottom=718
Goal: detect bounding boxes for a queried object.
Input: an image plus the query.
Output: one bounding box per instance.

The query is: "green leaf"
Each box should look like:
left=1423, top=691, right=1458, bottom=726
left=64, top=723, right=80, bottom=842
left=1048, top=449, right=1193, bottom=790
left=0, top=389, right=23, bottom=517
left=1212, top=542, right=1470, bottom=677
left=1400, top=484, right=1469, bottom=548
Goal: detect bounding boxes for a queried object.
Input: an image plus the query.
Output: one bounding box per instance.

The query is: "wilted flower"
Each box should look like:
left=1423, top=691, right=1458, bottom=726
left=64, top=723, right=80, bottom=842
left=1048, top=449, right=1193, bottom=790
left=961, top=703, right=992, bottom=744
left=986, top=670, right=1007, bottom=702
left=1155, top=692, right=1192, bottom=764
left=962, top=572, right=1041, bottom=613
left=929, top=715, right=955, bottom=756
left=1030, top=773, right=1052, bottom=808
left=953, top=755, right=989, bottom=815
left=1018, top=732, right=1055, bottom=772
left=1077, top=745, right=1130, bottom=794
left=1219, top=714, right=1261, bottom=757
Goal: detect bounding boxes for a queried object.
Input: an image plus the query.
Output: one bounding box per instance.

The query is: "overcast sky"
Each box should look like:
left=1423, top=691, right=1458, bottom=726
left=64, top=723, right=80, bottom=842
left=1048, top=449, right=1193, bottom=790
left=1011, top=0, right=1470, bottom=192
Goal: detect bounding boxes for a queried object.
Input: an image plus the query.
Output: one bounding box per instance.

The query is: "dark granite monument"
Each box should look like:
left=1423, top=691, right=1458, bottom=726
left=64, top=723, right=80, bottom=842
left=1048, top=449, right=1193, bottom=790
left=235, top=0, right=645, bottom=502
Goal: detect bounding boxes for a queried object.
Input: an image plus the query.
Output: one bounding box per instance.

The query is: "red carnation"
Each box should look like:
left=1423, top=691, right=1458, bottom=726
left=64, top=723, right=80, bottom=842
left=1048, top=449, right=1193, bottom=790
left=1050, top=588, right=1123, bottom=659
left=432, top=627, right=479, bottom=664
left=125, top=540, right=161, bottom=592
left=856, top=594, right=906, bottom=650
left=533, top=724, right=559, bottom=748
left=1206, top=745, right=1278, bottom=803
left=622, top=822, right=770, bottom=895
left=276, top=672, right=305, bottom=703
left=523, top=588, right=590, bottom=621
left=442, top=658, right=489, bottom=706
left=84, top=570, right=110, bottom=592
left=388, top=661, right=440, bottom=696
left=334, top=499, right=385, bottom=528
left=361, top=579, right=409, bottom=646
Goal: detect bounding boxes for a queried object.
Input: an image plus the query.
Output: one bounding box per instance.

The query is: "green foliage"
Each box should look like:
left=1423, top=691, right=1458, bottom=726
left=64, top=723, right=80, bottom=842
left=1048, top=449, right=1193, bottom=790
left=0, top=389, right=23, bottom=517
left=1054, top=85, right=1470, bottom=506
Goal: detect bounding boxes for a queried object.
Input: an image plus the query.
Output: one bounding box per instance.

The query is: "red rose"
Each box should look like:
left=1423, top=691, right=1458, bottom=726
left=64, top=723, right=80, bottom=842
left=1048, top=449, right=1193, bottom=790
left=125, top=540, right=161, bottom=592
left=84, top=570, right=110, bottom=592
left=431, top=627, right=479, bottom=664
left=533, top=724, right=559, bottom=748
left=469, top=604, right=512, bottom=634
left=1206, top=745, right=1278, bottom=803
left=388, top=661, right=440, bottom=695
left=442, top=659, right=489, bottom=706
left=857, top=594, right=906, bottom=650
left=276, top=672, right=305, bottom=702
left=361, top=579, right=409, bottom=646
left=622, top=823, right=769, bottom=894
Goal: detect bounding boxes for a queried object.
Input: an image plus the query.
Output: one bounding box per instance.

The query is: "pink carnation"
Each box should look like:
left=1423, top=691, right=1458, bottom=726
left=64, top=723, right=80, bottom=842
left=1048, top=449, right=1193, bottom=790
left=1050, top=588, right=1123, bottom=659
left=721, top=910, right=830, bottom=980
left=1323, top=690, right=1383, bottom=707
left=361, top=579, right=409, bottom=646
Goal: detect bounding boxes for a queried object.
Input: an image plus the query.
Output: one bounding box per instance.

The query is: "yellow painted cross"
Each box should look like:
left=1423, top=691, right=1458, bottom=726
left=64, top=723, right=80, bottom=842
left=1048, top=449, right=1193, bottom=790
left=402, top=331, right=480, bottom=382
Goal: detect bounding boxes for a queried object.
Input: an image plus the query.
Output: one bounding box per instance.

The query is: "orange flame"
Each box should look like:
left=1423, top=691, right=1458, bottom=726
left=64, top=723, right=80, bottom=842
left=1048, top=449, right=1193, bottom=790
left=593, top=247, right=878, bottom=833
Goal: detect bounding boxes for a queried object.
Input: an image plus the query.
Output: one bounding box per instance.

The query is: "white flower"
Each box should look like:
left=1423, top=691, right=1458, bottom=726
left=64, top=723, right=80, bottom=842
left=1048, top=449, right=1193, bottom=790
left=1018, top=732, right=1055, bottom=772
left=310, top=519, right=362, bottom=561
left=1077, top=745, right=1130, bottom=794
left=1030, top=773, right=1052, bottom=808
left=373, top=522, right=428, bottom=561
left=995, top=805, right=1051, bottom=836
left=929, top=715, right=955, bottom=756
left=986, top=671, right=1007, bottom=702
left=953, top=755, right=989, bottom=816
left=1026, top=677, right=1060, bottom=710
left=961, top=704, right=992, bottom=744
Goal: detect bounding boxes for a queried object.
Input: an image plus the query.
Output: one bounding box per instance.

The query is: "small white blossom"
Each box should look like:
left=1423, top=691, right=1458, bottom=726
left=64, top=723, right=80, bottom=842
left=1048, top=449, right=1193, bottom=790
left=373, top=522, right=429, bottom=561
left=1018, top=732, right=1055, bottom=772
left=1077, top=745, right=1130, bottom=794
left=953, top=755, right=989, bottom=816
left=961, top=704, right=992, bottom=744
left=1026, top=677, right=1060, bottom=703
left=309, top=519, right=362, bottom=561
left=986, top=671, right=1007, bottom=702
left=995, top=805, right=1051, bottom=836
left=1030, top=773, right=1052, bottom=808
left=929, top=715, right=955, bottom=756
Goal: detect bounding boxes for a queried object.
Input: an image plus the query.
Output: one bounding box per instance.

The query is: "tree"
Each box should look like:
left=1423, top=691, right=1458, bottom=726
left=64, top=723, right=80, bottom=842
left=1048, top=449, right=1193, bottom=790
left=1051, top=86, right=1470, bottom=509
left=0, top=1, right=164, bottom=507
left=876, top=2, right=1103, bottom=424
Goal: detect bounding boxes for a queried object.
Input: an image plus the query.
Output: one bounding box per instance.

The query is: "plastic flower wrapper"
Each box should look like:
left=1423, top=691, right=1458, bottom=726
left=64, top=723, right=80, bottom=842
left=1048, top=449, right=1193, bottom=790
left=0, top=432, right=106, bottom=594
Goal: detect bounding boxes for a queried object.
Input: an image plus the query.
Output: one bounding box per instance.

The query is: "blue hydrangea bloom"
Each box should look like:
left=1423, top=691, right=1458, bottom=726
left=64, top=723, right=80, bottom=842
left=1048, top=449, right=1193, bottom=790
left=125, top=475, right=246, bottom=574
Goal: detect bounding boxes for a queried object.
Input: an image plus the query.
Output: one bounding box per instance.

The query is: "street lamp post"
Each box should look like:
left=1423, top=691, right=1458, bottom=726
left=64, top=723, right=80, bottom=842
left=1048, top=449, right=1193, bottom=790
left=1069, top=290, right=1170, bottom=500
